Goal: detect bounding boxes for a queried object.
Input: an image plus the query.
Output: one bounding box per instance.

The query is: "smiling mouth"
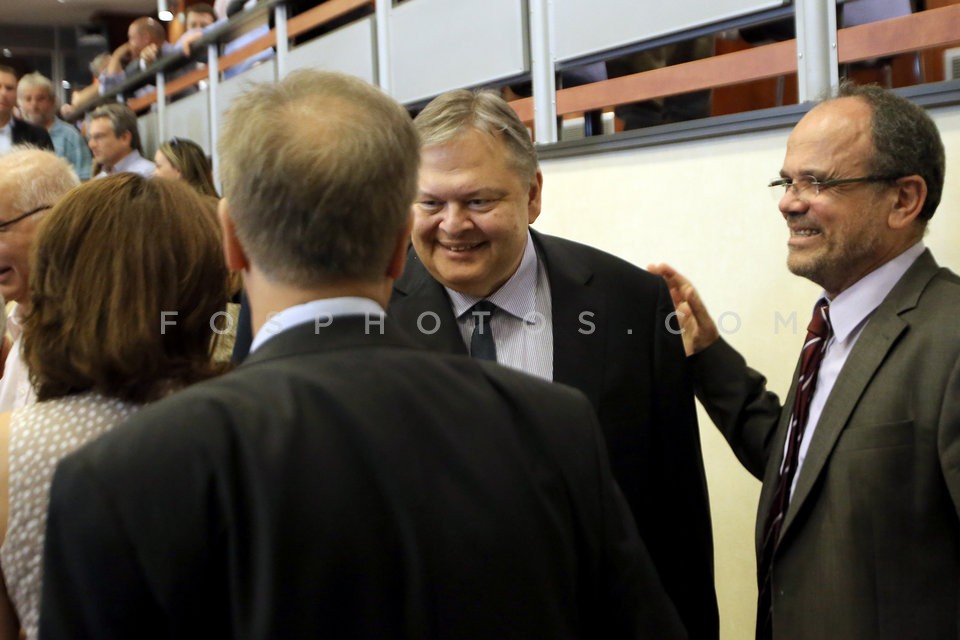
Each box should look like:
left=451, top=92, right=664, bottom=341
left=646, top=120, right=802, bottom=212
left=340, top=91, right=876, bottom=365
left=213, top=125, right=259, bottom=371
left=439, top=241, right=484, bottom=252
left=790, top=228, right=821, bottom=237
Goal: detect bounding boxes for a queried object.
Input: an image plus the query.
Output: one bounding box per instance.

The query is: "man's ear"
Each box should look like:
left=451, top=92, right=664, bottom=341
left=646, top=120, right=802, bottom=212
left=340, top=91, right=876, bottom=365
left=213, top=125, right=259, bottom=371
left=218, top=199, right=249, bottom=272
left=385, top=216, right=413, bottom=280
left=888, top=175, right=926, bottom=230
left=527, top=170, right=543, bottom=225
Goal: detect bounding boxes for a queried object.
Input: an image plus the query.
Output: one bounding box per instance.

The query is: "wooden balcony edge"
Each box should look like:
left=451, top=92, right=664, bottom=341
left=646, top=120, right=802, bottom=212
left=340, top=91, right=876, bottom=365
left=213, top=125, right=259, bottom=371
left=510, top=4, right=960, bottom=122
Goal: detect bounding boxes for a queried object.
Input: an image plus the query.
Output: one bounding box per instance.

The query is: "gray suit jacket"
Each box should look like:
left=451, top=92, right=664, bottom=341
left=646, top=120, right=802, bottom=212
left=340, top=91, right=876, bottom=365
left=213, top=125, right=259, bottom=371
left=692, top=249, right=960, bottom=639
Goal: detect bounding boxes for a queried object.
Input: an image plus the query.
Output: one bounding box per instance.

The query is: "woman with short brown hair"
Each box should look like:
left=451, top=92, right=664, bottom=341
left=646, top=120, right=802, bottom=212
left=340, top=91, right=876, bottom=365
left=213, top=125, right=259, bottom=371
left=0, top=174, right=229, bottom=639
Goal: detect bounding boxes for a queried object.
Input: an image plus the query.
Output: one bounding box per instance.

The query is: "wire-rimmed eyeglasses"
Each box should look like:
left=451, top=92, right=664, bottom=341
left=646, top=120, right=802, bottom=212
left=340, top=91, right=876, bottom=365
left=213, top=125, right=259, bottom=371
left=768, top=174, right=903, bottom=201
left=0, top=205, right=52, bottom=232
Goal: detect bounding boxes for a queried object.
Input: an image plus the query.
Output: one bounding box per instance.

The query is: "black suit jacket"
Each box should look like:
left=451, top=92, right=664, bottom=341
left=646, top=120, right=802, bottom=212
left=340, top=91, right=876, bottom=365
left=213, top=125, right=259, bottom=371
left=11, top=117, right=53, bottom=150
left=390, top=230, right=718, bottom=639
left=40, top=316, right=685, bottom=639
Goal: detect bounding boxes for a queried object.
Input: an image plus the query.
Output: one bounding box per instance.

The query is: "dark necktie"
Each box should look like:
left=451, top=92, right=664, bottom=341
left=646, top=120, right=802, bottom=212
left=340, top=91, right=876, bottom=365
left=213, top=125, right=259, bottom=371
left=756, top=298, right=831, bottom=640
left=468, top=300, right=498, bottom=362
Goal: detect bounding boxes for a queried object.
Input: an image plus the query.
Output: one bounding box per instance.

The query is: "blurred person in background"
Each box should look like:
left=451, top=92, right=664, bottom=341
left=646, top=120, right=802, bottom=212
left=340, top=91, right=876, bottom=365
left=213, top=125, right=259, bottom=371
left=99, top=17, right=175, bottom=96
left=17, top=73, right=92, bottom=180
left=60, top=53, right=110, bottom=119
left=0, top=67, right=52, bottom=153
left=153, top=136, right=218, bottom=198
left=87, top=103, right=154, bottom=178
left=153, top=135, right=238, bottom=360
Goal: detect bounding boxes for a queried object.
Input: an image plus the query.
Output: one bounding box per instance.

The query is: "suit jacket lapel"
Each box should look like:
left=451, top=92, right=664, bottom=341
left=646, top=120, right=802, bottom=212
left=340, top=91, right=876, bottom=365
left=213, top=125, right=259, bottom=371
left=777, top=250, right=939, bottom=540
left=533, top=231, right=605, bottom=406
left=391, top=247, right=468, bottom=356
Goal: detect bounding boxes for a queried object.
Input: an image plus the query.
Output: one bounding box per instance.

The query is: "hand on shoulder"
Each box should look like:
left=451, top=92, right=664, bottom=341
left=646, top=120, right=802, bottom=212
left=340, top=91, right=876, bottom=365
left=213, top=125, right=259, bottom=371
left=648, top=263, right=719, bottom=355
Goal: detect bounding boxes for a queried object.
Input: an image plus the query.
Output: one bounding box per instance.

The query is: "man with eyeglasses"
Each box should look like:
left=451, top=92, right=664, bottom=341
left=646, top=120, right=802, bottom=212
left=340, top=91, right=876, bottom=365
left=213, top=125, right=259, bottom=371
left=0, top=147, right=79, bottom=412
left=651, top=82, right=960, bottom=639
left=87, top=103, right=155, bottom=178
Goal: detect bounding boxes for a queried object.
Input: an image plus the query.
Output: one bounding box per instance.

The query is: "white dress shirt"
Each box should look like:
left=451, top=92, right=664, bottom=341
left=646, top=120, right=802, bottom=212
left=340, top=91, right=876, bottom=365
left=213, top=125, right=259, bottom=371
left=446, top=232, right=554, bottom=380
left=0, top=304, right=36, bottom=413
left=95, top=149, right=156, bottom=179
left=0, top=121, right=12, bottom=155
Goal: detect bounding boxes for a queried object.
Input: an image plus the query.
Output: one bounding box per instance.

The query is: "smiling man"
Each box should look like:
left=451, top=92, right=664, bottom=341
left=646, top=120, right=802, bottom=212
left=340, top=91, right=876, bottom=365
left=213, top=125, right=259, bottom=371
left=0, top=148, right=78, bottom=411
left=389, top=89, right=718, bottom=639
left=652, top=82, right=960, bottom=640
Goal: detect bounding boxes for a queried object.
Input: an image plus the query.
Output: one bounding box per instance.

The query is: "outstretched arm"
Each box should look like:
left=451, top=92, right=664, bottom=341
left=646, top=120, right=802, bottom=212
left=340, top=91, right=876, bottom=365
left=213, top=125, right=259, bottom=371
left=649, top=263, right=783, bottom=478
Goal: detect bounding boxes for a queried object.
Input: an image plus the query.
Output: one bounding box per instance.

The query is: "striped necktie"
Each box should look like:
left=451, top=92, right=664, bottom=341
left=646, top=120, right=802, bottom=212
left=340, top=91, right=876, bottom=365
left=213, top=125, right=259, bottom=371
left=756, top=298, right=831, bottom=640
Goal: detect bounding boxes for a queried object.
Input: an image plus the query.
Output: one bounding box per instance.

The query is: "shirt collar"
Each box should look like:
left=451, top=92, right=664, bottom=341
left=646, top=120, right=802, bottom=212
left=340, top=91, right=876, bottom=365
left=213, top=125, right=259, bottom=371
left=111, top=149, right=142, bottom=173
left=446, top=231, right=538, bottom=323
left=823, top=241, right=925, bottom=343
left=249, top=296, right=385, bottom=353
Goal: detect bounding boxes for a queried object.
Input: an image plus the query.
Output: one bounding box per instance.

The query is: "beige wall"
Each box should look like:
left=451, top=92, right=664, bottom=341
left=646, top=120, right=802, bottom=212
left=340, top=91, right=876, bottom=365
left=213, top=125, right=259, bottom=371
left=536, top=105, right=960, bottom=639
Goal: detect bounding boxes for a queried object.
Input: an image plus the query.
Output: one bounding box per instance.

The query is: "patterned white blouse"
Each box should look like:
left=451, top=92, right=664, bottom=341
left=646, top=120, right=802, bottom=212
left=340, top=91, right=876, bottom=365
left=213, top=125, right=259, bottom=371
left=0, top=392, right=141, bottom=639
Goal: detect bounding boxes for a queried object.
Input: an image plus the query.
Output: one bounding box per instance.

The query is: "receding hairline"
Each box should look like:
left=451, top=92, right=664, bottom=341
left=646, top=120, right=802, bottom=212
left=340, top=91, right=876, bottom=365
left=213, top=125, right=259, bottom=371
left=221, top=74, right=404, bottom=175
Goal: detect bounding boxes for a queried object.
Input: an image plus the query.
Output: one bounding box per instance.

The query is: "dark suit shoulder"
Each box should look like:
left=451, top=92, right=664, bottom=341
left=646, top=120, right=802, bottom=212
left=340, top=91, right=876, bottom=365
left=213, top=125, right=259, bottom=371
left=12, top=118, right=54, bottom=151
left=533, top=231, right=666, bottom=295
left=77, top=342, right=600, bottom=467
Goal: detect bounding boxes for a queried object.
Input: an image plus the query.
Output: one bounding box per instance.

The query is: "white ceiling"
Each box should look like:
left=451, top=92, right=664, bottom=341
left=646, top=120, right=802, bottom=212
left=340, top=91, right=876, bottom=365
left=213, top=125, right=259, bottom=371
left=0, top=0, right=157, bottom=26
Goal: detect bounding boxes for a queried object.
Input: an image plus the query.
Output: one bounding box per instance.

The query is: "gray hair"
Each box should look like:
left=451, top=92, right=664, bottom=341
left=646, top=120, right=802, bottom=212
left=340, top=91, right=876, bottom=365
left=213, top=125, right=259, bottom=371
left=0, top=146, right=79, bottom=215
left=832, top=81, right=944, bottom=222
left=414, top=89, right=538, bottom=183
left=218, top=69, right=419, bottom=286
left=17, top=72, right=55, bottom=101
left=89, top=103, right=143, bottom=153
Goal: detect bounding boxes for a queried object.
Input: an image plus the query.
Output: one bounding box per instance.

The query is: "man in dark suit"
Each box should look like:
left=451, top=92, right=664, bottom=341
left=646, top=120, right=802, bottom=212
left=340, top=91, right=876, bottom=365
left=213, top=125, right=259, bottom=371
left=0, top=66, right=53, bottom=152
left=388, top=89, right=717, bottom=639
left=39, top=70, right=685, bottom=639
left=652, top=83, right=960, bottom=639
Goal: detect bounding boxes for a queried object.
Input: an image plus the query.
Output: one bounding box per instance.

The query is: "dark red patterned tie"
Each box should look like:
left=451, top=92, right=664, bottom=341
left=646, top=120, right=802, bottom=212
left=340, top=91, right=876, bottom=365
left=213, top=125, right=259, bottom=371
left=756, top=298, right=831, bottom=640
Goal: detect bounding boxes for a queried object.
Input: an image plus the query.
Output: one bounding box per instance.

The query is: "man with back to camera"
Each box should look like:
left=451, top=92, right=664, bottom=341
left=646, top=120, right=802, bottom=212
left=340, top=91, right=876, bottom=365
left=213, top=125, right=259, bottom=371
left=387, top=88, right=718, bottom=639
left=651, top=82, right=960, bottom=639
left=0, top=147, right=79, bottom=411
left=86, top=103, right=155, bottom=178
left=38, top=69, right=686, bottom=639
left=17, top=72, right=92, bottom=180
left=0, top=66, right=52, bottom=154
